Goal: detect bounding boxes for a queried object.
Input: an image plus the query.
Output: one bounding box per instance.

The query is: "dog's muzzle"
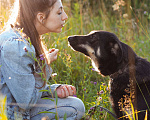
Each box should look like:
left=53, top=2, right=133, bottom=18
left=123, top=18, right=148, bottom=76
left=68, top=36, right=77, bottom=46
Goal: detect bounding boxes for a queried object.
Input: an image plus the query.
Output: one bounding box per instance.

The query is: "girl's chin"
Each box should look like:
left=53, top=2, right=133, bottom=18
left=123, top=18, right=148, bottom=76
left=55, top=29, right=62, bottom=33
left=48, top=28, right=62, bottom=33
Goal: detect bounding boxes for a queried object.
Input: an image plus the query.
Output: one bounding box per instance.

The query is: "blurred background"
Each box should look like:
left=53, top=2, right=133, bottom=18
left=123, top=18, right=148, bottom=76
left=0, top=0, right=150, bottom=119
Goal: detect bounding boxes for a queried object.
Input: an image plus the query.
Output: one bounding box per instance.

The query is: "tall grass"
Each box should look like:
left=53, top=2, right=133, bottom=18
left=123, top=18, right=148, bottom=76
left=0, top=0, right=150, bottom=119
left=0, top=95, right=7, bottom=120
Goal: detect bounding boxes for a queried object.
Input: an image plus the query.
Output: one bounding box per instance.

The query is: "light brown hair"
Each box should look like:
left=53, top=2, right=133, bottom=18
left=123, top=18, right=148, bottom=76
left=7, top=0, right=57, bottom=88
left=14, top=0, right=57, bottom=55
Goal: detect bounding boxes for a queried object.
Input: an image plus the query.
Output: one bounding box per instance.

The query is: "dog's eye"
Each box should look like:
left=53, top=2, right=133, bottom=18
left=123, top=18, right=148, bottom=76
left=89, top=34, right=97, bottom=44
left=92, top=51, right=95, bottom=54
left=90, top=39, right=97, bottom=44
left=92, top=34, right=97, bottom=39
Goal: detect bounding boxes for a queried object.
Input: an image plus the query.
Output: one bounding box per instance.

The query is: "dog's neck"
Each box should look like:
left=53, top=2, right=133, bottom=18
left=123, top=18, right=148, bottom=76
left=110, top=62, right=128, bottom=80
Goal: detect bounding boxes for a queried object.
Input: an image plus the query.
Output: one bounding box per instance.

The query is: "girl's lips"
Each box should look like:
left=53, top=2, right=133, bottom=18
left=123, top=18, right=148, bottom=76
left=61, top=24, right=64, bottom=27
left=61, top=22, right=65, bottom=27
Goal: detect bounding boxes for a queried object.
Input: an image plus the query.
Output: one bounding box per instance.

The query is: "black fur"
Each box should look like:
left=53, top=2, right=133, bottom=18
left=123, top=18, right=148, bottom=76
left=68, top=31, right=150, bottom=120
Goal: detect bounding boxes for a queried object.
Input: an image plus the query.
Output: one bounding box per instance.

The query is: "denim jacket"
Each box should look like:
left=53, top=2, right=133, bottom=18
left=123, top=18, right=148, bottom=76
left=0, top=28, right=60, bottom=119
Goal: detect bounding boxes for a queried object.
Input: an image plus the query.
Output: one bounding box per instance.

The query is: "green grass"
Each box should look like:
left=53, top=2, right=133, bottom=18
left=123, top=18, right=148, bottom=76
left=0, top=0, right=150, bottom=119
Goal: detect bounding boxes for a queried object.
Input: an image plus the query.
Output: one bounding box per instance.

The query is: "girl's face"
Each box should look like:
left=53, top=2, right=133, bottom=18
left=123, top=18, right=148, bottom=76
left=36, top=0, right=68, bottom=34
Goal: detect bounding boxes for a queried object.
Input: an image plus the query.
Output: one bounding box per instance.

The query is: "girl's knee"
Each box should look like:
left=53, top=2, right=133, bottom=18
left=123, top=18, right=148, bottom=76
left=30, top=97, right=85, bottom=120
left=68, top=97, right=85, bottom=119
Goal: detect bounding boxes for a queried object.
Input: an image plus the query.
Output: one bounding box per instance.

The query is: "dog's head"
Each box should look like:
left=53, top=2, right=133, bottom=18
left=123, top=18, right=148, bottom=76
left=68, top=31, right=135, bottom=76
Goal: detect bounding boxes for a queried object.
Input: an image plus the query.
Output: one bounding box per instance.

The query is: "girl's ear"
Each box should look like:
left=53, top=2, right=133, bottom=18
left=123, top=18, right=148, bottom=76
left=36, top=12, right=46, bottom=24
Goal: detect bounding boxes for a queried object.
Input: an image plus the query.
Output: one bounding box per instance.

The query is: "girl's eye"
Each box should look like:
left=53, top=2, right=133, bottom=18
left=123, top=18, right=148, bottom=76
left=58, top=12, right=62, bottom=15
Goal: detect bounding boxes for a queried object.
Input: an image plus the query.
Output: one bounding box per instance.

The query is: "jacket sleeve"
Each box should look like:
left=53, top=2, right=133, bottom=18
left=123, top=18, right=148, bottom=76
left=42, top=65, right=62, bottom=97
left=1, top=37, right=37, bottom=110
left=42, top=84, right=61, bottom=98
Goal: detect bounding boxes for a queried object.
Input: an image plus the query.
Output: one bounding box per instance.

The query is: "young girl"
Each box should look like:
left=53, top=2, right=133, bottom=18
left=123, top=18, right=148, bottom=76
left=0, top=0, right=85, bottom=119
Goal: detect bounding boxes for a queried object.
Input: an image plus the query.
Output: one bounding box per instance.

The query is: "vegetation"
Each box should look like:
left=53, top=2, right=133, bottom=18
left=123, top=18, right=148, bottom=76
left=0, top=95, right=7, bottom=120
left=0, top=0, right=150, bottom=119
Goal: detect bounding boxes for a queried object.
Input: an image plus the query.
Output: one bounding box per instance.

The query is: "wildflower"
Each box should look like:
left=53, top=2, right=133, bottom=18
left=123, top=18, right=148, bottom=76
left=39, top=54, right=43, bottom=57
left=100, top=107, right=103, bottom=111
left=97, top=97, right=102, bottom=100
left=40, top=57, right=44, bottom=61
left=112, top=0, right=125, bottom=11
left=23, top=46, right=28, bottom=52
left=97, top=97, right=102, bottom=103
left=92, top=68, right=96, bottom=71
left=117, top=0, right=125, bottom=6
left=91, top=81, right=93, bottom=84
left=91, top=112, right=95, bottom=115
left=112, top=4, right=119, bottom=11
left=123, top=13, right=128, bottom=19
left=39, top=54, right=44, bottom=61
left=97, top=91, right=100, bottom=95
left=144, top=11, right=148, bottom=15
left=144, top=11, right=147, bottom=14
left=83, top=88, right=86, bottom=91
left=88, top=106, right=96, bottom=115
left=106, top=87, right=109, bottom=91
left=102, top=83, right=105, bottom=86
left=51, top=73, right=57, bottom=77
left=99, top=90, right=104, bottom=94
left=90, top=107, right=94, bottom=110
left=88, top=110, right=94, bottom=116
left=94, top=82, right=97, bottom=85
left=73, top=95, right=77, bottom=97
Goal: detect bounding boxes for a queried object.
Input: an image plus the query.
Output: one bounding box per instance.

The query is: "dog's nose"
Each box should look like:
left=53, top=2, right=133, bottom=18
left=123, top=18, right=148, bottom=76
left=68, top=36, right=77, bottom=46
left=68, top=36, right=74, bottom=42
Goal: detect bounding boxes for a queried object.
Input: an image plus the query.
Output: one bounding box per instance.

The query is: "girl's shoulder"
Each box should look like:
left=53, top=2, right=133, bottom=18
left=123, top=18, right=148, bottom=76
left=0, top=28, right=35, bottom=54
left=0, top=28, right=17, bottom=40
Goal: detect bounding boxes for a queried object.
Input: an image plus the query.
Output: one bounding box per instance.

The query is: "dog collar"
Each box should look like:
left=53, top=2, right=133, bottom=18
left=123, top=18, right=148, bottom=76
left=110, top=63, right=128, bottom=79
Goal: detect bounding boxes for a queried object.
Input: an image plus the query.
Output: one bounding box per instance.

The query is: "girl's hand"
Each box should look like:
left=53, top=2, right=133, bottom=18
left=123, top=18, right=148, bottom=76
left=56, top=85, right=76, bottom=98
left=48, top=48, right=59, bottom=64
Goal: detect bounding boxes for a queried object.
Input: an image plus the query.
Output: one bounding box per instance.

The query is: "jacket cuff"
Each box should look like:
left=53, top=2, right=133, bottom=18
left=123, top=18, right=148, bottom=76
left=42, top=84, right=61, bottom=98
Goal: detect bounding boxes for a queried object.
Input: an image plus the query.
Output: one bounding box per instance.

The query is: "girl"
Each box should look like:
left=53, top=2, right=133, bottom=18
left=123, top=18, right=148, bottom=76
left=0, top=0, right=85, bottom=119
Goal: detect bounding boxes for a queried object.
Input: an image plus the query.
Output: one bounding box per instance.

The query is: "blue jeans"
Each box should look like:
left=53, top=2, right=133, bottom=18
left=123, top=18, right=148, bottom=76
left=30, top=96, right=85, bottom=120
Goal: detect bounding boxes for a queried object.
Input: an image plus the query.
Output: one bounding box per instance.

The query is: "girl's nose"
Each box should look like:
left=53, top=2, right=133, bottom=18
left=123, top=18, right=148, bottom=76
left=62, top=11, right=68, bottom=21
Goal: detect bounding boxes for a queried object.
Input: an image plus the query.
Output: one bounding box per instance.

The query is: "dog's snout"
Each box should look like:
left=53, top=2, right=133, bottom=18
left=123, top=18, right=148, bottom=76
left=68, top=36, right=74, bottom=42
left=68, top=36, right=77, bottom=47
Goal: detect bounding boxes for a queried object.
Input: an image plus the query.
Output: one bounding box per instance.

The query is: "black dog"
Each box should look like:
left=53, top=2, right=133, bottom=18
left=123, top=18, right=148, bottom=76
left=68, top=31, right=150, bottom=120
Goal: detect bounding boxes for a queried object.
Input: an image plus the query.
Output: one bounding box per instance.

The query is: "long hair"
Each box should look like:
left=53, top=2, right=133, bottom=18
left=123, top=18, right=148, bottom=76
left=15, top=0, right=57, bottom=55
left=6, top=0, right=57, bottom=88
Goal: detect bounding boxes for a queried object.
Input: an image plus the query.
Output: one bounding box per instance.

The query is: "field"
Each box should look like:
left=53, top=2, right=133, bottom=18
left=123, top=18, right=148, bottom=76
left=0, top=0, right=150, bottom=119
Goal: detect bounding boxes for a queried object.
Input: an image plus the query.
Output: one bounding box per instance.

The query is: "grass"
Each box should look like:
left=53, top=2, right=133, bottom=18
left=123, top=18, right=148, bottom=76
left=0, top=95, right=7, bottom=120
left=0, top=0, right=150, bottom=119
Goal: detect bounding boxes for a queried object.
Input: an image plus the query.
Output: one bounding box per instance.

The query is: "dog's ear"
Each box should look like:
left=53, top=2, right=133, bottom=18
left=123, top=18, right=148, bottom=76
left=109, top=40, right=123, bottom=63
